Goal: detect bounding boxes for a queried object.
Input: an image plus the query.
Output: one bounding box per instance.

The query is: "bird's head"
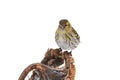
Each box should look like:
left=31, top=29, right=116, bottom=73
left=59, top=19, right=70, bottom=30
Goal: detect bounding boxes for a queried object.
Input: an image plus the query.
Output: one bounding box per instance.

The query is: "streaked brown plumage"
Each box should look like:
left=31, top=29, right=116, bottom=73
left=55, top=19, right=80, bottom=50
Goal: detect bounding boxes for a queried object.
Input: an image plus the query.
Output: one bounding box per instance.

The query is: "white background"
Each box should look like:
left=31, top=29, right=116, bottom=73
left=0, top=0, right=120, bottom=80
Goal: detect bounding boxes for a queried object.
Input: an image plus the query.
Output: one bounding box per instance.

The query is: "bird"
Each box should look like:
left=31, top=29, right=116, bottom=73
left=55, top=19, right=80, bottom=51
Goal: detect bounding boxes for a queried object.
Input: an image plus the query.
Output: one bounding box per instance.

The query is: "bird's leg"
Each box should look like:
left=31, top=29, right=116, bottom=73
left=69, top=50, right=72, bottom=56
left=58, top=48, right=62, bottom=51
left=70, top=50, right=72, bottom=53
left=65, top=50, right=72, bottom=56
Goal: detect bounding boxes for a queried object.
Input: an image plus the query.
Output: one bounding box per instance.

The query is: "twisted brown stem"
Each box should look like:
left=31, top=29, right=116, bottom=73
left=18, top=48, right=76, bottom=80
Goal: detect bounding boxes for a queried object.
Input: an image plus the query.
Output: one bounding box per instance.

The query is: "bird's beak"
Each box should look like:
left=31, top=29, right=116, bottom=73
left=59, top=24, right=65, bottom=29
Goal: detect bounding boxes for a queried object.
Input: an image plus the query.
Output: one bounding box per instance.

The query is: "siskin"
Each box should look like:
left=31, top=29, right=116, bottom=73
left=55, top=19, right=80, bottom=50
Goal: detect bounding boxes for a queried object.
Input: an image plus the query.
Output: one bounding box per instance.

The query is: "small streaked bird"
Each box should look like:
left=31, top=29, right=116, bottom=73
left=55, top=19, right=80, bottom=51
